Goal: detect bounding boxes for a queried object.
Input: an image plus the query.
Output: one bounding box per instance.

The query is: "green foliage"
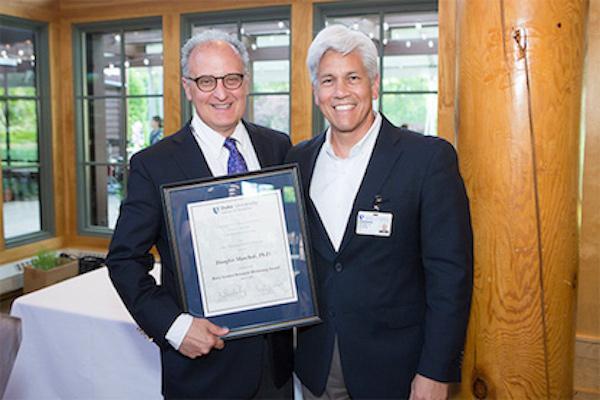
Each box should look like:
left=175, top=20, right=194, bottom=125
left=0, top=86, right=39, bottom=164
left=383, top=75, right=432, bottom=92
left=253, top=81, right=288, bottom=93
left=31, top=249, right=59, bottom=271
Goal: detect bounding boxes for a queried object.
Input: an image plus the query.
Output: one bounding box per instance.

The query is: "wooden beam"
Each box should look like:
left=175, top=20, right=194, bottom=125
left=290, top=0, right=314, bottom=143
left=456, top=0, right=587, bottom=398
left=162, top=12, right=181, bottom=135
left=437, top=0, right=456, bottom=144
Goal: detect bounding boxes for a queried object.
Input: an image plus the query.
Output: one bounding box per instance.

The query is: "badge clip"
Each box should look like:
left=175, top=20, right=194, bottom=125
left=373, top=195, right=383, bottom=211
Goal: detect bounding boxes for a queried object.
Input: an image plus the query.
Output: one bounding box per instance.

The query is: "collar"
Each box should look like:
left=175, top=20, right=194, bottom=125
left=323, top=111, right=382, bottom=160
left=190, top=109, right=249, bottom=158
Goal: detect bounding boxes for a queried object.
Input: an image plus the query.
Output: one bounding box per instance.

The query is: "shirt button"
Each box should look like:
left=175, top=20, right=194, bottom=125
left=334, top=262, right=343, bottom=272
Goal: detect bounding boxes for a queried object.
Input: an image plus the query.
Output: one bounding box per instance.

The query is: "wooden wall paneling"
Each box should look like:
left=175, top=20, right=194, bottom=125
left=67, top=236, right=111, bottom=252
left=0, top=237, right=64, bottom=264
left=57, top=0, right=292, bottom=22
left=456, top=0, right=587, bottom=398
left=579, top=0, right=600, bottom=344
left=437, top=0, right=456, bottom=144
left=0, top=0, right=57, bottom=21
left=576, top=0, right=600, bottom=397
left=575, top=335, right=600, bottom=396
left=58, top=18, right=78, bottom=243
left=575, top=390, right=600, bottom=400
left=162, top=13, right=181, bottom=135
left=49, top=20, right=66, bottom=238
left=290, top=1, right=314, bottom=143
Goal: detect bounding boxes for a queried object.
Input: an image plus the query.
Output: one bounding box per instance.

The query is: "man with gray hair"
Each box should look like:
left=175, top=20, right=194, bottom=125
left=286, top=25, right=473, bottom=399
left=107, top=29, right=292, bottom=398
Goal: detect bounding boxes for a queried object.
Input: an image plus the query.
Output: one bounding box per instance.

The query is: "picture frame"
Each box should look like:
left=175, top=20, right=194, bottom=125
left=161, top=164, right=320, bottom=339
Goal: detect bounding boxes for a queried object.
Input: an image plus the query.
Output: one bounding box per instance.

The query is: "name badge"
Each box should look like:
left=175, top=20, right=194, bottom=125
left=356, top=211, right=393, bottom=237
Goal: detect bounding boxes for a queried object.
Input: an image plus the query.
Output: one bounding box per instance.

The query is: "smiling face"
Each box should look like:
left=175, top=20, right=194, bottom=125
left=314, top=49, right=379, bottom=142
left=182, top=41, right=248, bottom=137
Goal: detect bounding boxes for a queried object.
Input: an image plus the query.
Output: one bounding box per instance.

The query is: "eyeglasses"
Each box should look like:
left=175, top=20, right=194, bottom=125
left=186, top=73, right=245, bottom=92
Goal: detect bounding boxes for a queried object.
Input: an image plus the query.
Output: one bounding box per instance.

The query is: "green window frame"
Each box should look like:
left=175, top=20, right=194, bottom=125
left=181, top=6, right=292, bottom=134
left=0, top=15, right=54, bottom=247
left=313, top=0, right=438, bottom=136
left=73, top=17, right=163, bottom=236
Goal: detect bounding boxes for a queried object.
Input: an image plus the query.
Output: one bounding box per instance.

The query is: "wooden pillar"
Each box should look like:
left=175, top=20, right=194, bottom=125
left=455, top=0, right=588, bottom=398
left=290, top=0, right=314, bottom=143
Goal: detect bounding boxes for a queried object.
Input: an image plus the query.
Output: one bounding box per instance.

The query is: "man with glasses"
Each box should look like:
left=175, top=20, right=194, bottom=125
left=106, top=30, right=292, bottom=399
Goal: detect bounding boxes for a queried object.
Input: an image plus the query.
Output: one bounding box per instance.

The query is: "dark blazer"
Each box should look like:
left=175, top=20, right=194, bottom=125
left=106, top=121, right=293, bottom=398
left=286, top=116, right=473, bottom=399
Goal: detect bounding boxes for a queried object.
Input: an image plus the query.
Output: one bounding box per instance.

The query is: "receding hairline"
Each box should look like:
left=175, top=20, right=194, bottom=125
left=186, top=40, right=246, bottom=73
left=189, top=39, right=243, bottom=58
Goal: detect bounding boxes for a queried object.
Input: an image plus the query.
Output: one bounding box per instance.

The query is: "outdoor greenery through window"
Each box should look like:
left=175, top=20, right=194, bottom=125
left=0, top=17, right=53, bottom=244
left=75, top=20, right=163, bottom=232
left=318, top=3, right=438, bottom=135
left=185, top=7, right=291, bottom=134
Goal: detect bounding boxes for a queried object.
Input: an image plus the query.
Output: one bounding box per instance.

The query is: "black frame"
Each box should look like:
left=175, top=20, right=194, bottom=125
left=0, top=14, right=55, bottom=247
left=72, top=17, right=163, bottom=236
left=162, top=164, right=320, bottom=339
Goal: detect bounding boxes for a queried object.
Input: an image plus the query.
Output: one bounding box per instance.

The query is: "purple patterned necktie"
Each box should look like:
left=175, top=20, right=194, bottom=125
left=224, top=137, right=248, bottom=174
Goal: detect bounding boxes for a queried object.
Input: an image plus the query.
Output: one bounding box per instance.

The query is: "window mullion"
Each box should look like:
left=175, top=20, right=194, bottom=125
left=119, top=28, right=129, bottom=195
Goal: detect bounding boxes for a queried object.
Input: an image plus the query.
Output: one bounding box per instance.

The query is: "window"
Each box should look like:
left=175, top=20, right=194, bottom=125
left=182, top=7, right=291, bottom=133
left=315, top=1, right=438, bottom=135
left=74, top=18, right=163, bottom=234
left=0, top=16, right=53, bottom=246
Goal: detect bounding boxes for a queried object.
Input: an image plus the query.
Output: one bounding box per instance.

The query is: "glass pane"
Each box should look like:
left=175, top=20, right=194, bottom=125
left=124, top=29, right=163, bottom=96
left=192, top=23, right=238, bottom=37
left=3, top=166, right=41, bottom=239
left=0, top=101, right=6, bottom=160
left=242, top=19, right=290, bottom=53
left=84, top=31, right=123, bottom=96
left=252, top=60, right=289, bottom=93
left=325, top=15, right=380, bottom=42
left=0, top=25, right=37, bottom=96
left=381, top=93, right=437, bottom=135
left=246, top=94, right=289, bottom=133
left=85, top=98, right=122, bottom=163
left=85, top=164, right=124, bottom=229
left=127, top=97, right=163, bottom=161
left=383, top=13, right=438, bottom=58
left=7, top=99, right=38, bottom=164
left=383, top=55, right=438, bottom=92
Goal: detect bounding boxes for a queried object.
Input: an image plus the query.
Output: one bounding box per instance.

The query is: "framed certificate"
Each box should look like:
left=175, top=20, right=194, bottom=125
left=162, top=165, right=320, bottom=339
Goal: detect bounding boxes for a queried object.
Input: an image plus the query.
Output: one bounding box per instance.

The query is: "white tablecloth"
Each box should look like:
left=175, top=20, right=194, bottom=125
left=4, top=267, right=162, bottom=400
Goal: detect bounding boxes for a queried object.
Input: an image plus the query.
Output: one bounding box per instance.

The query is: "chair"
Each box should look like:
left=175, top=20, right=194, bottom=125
left=0, top=314, right=22, bottom=398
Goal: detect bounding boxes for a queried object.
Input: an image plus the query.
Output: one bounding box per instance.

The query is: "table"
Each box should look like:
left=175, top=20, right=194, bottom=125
left=4, top=267, right=162, bottom=399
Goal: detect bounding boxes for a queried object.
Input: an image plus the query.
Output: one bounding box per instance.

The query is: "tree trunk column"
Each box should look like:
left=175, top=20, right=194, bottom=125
left=455, top=0, right=587, bottom=398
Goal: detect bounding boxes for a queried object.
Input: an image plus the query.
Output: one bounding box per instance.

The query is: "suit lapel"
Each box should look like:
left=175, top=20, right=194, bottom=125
left=244, top=121, right=272, bottom=167
left=337, top=117, right=405, bottom=255
left=299, top=133, right=337, bottom=262
left=170, top=124, right=212, bottom=180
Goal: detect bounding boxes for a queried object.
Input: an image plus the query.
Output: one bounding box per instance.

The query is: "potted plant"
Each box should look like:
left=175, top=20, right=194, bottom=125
left=23, top=250, right=79, bottom=293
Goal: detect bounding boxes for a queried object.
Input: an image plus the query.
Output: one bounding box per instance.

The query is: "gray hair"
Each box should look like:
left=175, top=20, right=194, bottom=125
left=307, top=25, right=379, bottom=86
left=181, top=29, right=250, bottom=77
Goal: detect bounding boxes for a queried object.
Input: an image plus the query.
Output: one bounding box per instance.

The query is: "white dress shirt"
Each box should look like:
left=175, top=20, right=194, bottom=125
left=310, top=112, right=382, bottom=251
left=165, top=110, right=262, bottom=350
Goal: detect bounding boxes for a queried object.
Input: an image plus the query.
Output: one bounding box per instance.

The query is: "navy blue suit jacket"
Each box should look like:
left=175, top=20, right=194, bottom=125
left=106, top=121, right=293, bottom=398
left=286, top=116, right=473, bottom=398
